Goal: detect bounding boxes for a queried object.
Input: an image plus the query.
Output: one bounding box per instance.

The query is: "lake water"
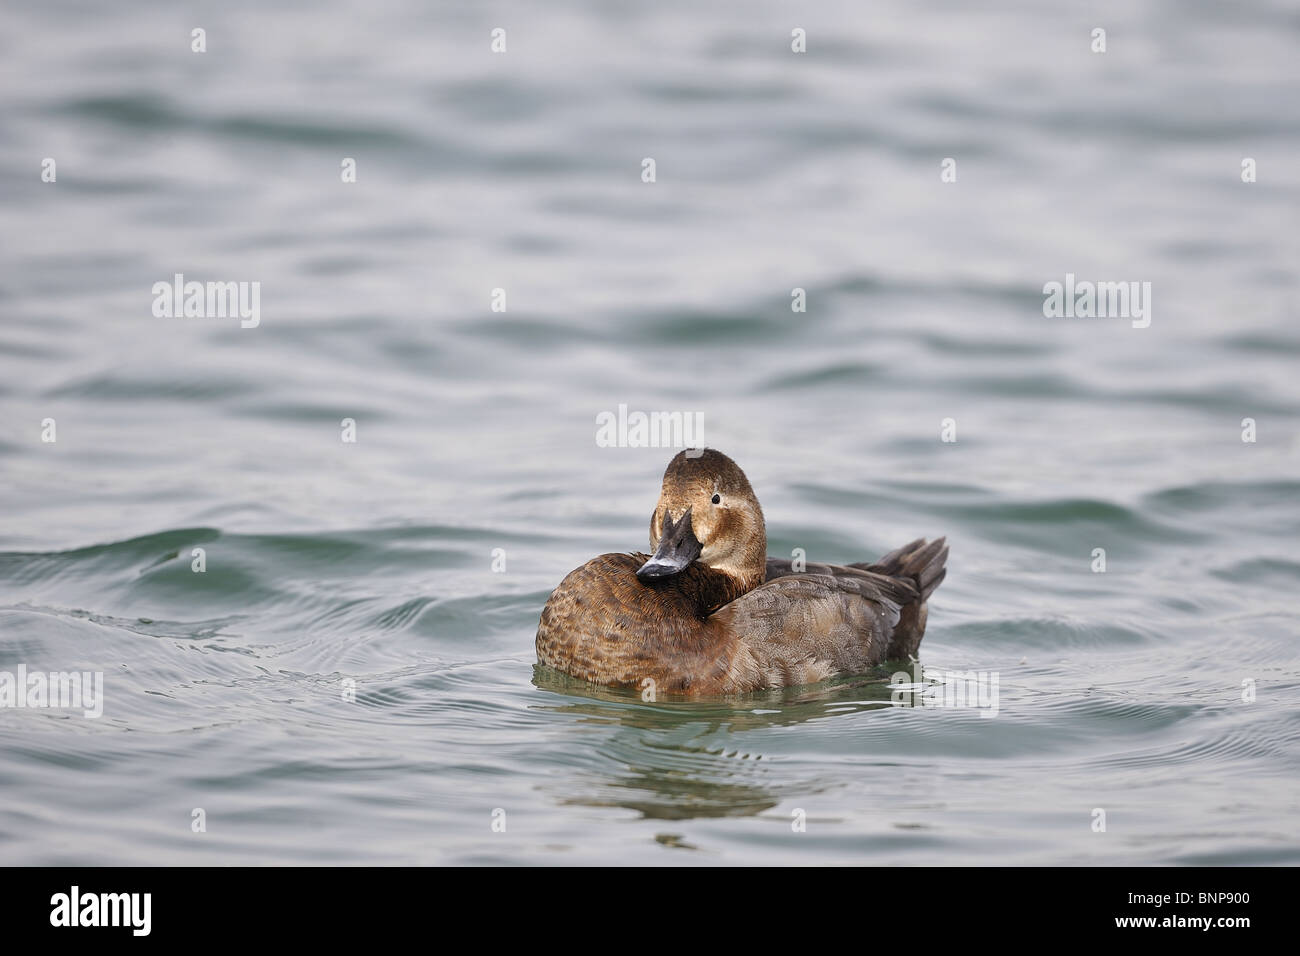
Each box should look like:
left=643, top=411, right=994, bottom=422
left=1, top=0, right=1298, bottom=865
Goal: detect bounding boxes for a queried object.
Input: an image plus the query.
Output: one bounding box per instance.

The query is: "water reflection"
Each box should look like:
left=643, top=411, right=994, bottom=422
left=532, top=665, right=898, bottom=822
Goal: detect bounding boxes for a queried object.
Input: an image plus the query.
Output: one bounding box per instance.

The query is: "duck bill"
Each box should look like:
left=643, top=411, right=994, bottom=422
left=636, top=507, right=702, bottom=582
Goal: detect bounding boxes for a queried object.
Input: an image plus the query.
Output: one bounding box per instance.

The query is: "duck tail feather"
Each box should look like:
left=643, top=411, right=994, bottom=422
left=855, top=537, right=948, bottom=604
left=856, top=538, right=923, bottom=577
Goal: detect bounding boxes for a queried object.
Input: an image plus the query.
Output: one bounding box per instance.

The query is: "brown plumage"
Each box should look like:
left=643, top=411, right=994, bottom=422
left=535, top=449, right=948, bottom=695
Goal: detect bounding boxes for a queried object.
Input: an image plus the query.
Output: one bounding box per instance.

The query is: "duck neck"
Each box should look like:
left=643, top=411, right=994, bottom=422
left=707, top=546, right=766, bottom=603
left=722, top=524, right=767, bottom=596
left=659, top=563, right=750, bottom=619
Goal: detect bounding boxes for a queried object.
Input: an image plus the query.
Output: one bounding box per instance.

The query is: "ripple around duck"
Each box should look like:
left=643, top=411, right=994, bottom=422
left=3, top=525, right=475, bottom=586
left=623, top=306, right=794, bottom=345
left=1222, top=332, right=1300, bottom=355
left=371, top=596, right=435, bottom=631
left=941, top=614, right=1160, bottom=651
left=935, top=498, right=1210, bottom=549
left=456, top=316, right=588, bottom=349
left=1, top=605, right=248, bottom=645
left=792, top=482, right=1205, bottom=551
left=1209, top=556, right=1300, bottom=587
left=0, top=527, right=222, bottom=573
left=44, top=373, right=256, bottom=402
left=56, top=93, right=182, bottom=130
left=762, top=361, right=886, bottom=390
left=1068, top=719, right=1300, bottom=775
left=60, top=93, right=428, bottom=152
left=1144, top=477, right=1300, bottom=510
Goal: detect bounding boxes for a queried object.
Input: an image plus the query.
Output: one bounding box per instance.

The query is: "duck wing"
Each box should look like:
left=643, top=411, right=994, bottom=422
left=707, top=567, right=919, bottom=691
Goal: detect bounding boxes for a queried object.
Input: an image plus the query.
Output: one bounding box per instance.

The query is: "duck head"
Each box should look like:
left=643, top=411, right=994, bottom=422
left=636, top=448, right=767, bottom=592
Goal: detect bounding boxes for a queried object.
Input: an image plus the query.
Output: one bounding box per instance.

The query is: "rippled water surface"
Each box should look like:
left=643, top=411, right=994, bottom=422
left=2, top=0, right=1298, bottom=864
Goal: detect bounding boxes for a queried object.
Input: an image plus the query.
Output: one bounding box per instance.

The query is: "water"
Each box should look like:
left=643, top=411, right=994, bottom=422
left=2, top=0, right=1298, bottom=865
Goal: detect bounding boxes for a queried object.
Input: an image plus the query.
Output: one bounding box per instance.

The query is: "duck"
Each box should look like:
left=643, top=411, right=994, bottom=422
left=536, top=449, right=947, bottom=695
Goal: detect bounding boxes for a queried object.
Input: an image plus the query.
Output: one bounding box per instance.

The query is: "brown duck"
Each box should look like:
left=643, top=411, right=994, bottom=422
left=536, top=449, right=948, bottom=695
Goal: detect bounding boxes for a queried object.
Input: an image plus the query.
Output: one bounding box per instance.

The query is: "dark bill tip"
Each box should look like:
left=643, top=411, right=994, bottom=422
left=635, top=506, right=702, bottom=583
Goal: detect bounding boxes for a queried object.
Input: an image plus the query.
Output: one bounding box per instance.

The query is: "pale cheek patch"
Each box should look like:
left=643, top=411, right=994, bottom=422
left=700, top=533, right=745, bottom=575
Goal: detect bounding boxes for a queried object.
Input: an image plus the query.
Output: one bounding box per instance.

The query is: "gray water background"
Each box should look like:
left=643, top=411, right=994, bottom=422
left=1, top=0, right=1298, bottom=864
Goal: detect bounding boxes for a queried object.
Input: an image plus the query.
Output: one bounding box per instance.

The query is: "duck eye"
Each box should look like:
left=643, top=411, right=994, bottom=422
left=711, top=493, right=721, bottom=505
